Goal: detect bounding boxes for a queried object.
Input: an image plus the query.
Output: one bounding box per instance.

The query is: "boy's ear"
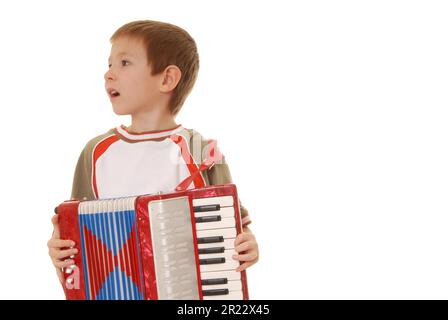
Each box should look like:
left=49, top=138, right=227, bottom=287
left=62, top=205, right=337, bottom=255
left=160, top=65, right=182, bottom=93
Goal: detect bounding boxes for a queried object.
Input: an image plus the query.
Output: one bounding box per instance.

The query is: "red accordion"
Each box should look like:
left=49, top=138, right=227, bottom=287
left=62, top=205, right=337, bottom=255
left=56, top=184, right=249, bottom=300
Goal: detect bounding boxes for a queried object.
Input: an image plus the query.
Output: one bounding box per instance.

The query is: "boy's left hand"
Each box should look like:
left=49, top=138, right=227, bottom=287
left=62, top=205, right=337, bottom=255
left=233, top=226, right=259, bottom=272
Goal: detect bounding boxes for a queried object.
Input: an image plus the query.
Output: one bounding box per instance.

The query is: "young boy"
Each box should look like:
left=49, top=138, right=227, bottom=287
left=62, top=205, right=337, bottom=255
left=47, top=20, right=259, bottom=290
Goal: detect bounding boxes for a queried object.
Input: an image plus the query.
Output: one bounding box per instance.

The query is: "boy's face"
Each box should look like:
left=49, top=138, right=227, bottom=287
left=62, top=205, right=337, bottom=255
left=105, top=36, right=164, bottom=115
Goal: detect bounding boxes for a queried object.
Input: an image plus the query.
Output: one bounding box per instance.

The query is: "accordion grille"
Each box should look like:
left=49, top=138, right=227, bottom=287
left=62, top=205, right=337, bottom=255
left=78, top=197, right=143, bottom=300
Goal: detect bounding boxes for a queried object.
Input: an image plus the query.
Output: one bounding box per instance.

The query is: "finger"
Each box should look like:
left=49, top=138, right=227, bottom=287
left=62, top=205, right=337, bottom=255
left=234, top=233, right=254, bottom=247
left=47, top=239, right=75, bottom=249
left=53, top=259, right=75, bottom=269
left=232, top=252, right=257, bottom=262
left=48, top=239, right=75, bottom=249
left=235, top=240, right=256, bottom=253
left=55, top=248, right=78, bottom=260
left=236, top=260, right=256, bottom=272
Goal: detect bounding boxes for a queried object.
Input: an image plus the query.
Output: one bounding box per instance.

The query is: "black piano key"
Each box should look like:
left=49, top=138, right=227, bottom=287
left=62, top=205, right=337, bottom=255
left=198, top=247, right=225, bottom=254
left=201, top=278, right=228, bottom=285
left=193, top=204, right=221, bottom=212
left=195, top=215, right=222, bottom=223
left=202, top=289, right=229, bottom=296
left=197, top=236, right=224, bottom=244
left=199, top=257, right=226, bottom=265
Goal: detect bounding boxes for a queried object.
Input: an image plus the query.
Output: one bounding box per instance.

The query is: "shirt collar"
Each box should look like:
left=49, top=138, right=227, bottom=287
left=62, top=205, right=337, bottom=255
left=115, top=124, right=184, bottom=141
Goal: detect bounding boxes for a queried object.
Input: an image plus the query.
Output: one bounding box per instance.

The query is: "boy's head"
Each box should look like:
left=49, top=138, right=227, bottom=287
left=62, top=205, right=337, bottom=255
left=105, top=20, right=199, bottom=117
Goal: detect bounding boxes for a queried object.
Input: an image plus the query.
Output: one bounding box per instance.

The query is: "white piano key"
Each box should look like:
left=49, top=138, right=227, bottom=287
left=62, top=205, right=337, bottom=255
left=202, top=280, right=242, bottom=292
left=195, top=217, right=236, bottom=231
left=199, top=249, right=237, bottom=261
left=200, top=257, right=239, bottom=272
left=193, top=196, right=234, bottom=208
left=200, top=270, right=241, bottom=281
left=196, top=228, right=236, bottom=239
left=202, top=291, right=243, bottom=300
left=197, top=238, right=235, bottom=250
left=194, top=207, right=235, bottom=218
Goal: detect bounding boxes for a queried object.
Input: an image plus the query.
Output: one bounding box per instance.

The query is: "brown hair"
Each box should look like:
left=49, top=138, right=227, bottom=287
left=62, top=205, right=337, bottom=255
left=110, top=20, right=200, bottom=116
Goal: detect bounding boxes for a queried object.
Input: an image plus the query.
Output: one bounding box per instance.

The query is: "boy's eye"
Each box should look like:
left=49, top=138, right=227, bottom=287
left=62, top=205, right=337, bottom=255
left=107, top=60, right=129, bottom=68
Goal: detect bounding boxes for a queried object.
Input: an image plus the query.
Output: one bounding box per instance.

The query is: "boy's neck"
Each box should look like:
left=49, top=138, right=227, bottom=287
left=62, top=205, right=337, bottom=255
left=127, top=110, right=178, bottom=134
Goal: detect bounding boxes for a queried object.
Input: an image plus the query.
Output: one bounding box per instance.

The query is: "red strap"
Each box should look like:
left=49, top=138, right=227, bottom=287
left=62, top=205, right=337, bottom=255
left=175, top=139, right=223, bottom=191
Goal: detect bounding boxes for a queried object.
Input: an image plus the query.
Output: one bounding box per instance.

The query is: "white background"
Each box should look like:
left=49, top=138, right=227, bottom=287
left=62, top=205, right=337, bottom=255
left=0, top=0, right=447, bottom=299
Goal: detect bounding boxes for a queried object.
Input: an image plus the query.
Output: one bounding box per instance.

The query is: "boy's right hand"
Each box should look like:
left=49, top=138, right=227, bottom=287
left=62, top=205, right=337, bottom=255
left=47, top=214, right=78, bottom=284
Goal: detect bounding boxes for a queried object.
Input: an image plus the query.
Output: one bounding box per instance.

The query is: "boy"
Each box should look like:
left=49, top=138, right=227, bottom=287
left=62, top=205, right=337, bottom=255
left=47, top=20, right=259, bottom=290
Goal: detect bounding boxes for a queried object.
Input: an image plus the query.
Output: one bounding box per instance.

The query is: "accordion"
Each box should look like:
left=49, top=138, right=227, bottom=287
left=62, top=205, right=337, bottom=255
left=55, top=184, right=249, bottom=300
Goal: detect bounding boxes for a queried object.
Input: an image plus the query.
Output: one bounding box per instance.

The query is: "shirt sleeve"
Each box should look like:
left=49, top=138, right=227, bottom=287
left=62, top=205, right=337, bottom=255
left=203, top=141, right=252, bottom=227
left=70, top=147, right=95, bottom=201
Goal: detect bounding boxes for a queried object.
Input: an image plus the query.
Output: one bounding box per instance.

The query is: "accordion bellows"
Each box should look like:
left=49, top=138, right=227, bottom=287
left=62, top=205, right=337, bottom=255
left=56, top=184, right=249, bottom=300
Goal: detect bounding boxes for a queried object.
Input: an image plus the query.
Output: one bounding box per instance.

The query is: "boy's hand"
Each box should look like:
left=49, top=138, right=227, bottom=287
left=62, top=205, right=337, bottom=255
left=233, top=226, right=259, bottom=272
left=47, top=214, right=77, bottom=284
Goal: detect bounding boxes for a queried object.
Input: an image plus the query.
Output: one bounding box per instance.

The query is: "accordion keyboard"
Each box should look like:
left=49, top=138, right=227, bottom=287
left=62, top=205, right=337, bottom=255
left=193, top=195, right=243, bottom=300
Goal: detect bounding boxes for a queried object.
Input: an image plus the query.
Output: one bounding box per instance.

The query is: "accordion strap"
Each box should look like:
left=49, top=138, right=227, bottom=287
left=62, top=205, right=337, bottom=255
left=175, top=139, right=223, bottom=192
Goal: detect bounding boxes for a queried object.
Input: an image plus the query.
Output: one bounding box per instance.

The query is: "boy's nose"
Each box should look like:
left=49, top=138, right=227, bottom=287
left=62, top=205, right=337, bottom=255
left=104, top=69, right=116, bottom=81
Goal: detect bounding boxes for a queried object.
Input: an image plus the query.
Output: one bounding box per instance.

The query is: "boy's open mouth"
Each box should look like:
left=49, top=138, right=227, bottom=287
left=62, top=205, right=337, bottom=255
left=108, top=88, right=121, bottom=98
